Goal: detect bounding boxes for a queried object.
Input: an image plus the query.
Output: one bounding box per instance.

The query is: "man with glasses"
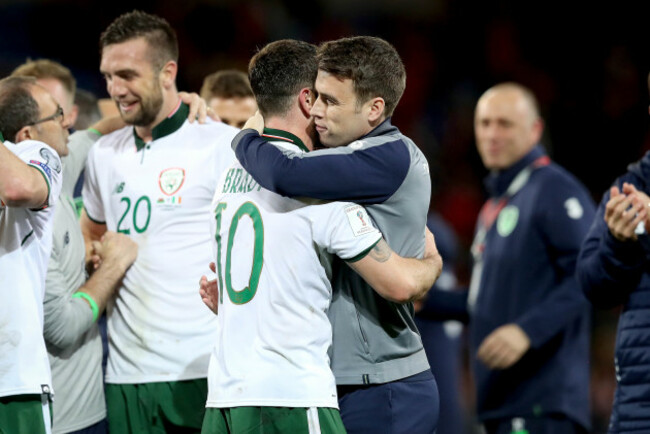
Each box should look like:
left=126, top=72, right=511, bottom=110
left=0, top=75, right=66, bottom=434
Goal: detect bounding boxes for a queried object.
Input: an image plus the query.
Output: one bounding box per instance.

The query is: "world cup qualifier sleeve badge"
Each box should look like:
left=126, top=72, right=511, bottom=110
left=345, top=204, right=375, bottom=237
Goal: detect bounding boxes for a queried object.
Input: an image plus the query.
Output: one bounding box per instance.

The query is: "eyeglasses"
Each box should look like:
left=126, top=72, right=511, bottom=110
left=28, top=105, right=64, bottom=126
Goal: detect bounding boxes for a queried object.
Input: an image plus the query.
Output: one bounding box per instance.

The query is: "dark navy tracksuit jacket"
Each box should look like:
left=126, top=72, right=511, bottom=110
left=577, top=151, right=650, bottom=434
left=472, top=146, right=593, bottom=430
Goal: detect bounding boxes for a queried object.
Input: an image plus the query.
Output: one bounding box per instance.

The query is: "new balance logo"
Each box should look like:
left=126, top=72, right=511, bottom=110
left=113, top=182, right=125, bottom=194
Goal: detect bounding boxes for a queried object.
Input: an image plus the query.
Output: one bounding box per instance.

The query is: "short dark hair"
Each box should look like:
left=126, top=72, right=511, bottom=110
left=248, top=40, right=317, bottom=118
left=12, top=58, right=77, bottom=103
left=317, top=36, right=406, bottom=117
left=200, top=70, right=253, bottom=101
left=100, top=10, right=178, bottom=71
left=0, top=76, right=39, bottom=142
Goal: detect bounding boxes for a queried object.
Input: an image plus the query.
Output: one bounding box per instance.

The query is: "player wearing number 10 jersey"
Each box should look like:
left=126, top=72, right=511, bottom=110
left=201, top=39, right=442, bottom=434
left=207, top=138, right=381, bottom=424
left=206, top=131, right=440, bottom=434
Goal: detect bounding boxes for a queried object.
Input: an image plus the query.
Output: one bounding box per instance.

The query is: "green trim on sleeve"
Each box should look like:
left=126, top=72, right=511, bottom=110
left=72, top=292, right=99, bottom=322
left=346, top=238, right=381, bottom=263
left=21, top=230, right=34, bottom=246
left=87, top=128, right=102, bottom=137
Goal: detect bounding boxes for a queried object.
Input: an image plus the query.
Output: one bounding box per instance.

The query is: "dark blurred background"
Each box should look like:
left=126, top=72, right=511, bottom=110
left=3, top=0, right=647, bottom=431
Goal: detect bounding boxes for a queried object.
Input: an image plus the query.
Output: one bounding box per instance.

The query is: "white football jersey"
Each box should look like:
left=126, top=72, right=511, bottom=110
left=82, top=105, right=238, bottom=383
left=206, top=130, right=381, bottom=409
left=0, top=139, right=61, bottom=397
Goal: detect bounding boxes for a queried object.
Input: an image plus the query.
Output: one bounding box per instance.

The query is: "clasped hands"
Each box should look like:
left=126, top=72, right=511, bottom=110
left=606, top=182, right=650, bottom=242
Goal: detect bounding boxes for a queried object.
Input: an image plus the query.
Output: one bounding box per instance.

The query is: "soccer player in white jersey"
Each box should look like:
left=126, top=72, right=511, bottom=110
left=80, top=11, right=238, bottom=432
left=199, top=40, right=442, bottom=434
left=0, top=76, right=68, bottom=434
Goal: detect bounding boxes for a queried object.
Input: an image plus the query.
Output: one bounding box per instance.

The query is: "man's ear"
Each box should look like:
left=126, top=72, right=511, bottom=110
left=15, top=126, right=34, bottom=142
left=159, top=60, right=178, bottom=90
left=530, top=117, right=544, bottom=144
left=299, top=88, right=314, bottom=116
left=67, top=104, right=80, bottom=128
left=367, top=97, right=385, bottom=123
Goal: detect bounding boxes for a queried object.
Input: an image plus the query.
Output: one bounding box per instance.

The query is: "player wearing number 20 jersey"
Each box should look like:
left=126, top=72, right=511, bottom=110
left=206, top=133, right=382, bottom=412
left=82, top=103, right=238, bottom=385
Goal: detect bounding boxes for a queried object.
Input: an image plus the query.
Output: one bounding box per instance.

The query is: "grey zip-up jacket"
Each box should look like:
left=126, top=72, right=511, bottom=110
left=44, top=129, right=106, bottom=433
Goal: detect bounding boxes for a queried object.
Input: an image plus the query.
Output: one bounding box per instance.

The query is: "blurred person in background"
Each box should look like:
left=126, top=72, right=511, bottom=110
left=414, top=212, right=467, bottom=434
left=200, top=69, right=257, bottom=128
left=577, top=72, right=650, bottom=434
left=74, top=89, right=102, bottom=131
left=70, top=88, right=102, bottom=201
left=425, top=82, right=595, bottom=433
left=468, top=82, right=594, bottom=434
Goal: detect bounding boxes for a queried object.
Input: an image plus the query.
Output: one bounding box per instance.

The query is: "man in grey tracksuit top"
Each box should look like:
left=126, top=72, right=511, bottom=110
left=233, top=36, right=438, bottom=433
left=44, top=126, right=137, bottom=434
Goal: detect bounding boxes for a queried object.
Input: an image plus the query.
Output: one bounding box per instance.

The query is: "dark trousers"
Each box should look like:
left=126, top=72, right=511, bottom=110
left=338, top=370, right=439, bottom=434
left=70, top=418, right=108, bottom=434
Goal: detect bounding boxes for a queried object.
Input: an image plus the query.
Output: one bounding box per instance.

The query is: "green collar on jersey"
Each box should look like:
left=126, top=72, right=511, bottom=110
left=133, top=101, right=189, bottom=151
left=261, top=127, right=309, bottom=152
left=0, top=131, right=4, bottom=142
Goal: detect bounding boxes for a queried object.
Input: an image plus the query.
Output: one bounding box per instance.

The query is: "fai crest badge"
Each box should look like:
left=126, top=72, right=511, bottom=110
left=497, top=205, right=519, bottom=237
left=159, top=168, right=185, bottom=196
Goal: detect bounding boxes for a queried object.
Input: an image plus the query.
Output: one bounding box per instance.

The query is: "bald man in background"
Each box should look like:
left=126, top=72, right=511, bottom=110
left=437, top=83, right=595, bottom=433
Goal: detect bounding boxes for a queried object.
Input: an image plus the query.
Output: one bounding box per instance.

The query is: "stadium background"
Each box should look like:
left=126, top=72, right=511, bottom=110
left=2, top=0, right=648, bottom=431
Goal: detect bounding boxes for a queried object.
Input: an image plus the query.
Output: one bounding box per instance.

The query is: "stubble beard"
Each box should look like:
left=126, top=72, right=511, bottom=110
left=117, top=84, right=164, bottom=127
